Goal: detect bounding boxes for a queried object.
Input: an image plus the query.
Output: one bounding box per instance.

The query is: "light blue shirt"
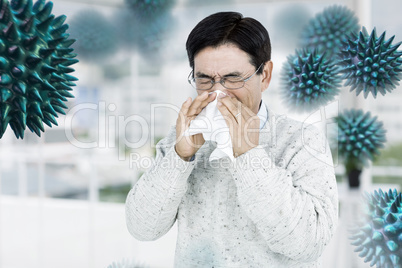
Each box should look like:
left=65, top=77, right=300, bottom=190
left=257, top=100, right=268, bottom=130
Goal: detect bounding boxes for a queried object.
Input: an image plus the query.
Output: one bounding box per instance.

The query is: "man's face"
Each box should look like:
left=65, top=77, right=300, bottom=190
left=193, top=44, right=273, bottom=114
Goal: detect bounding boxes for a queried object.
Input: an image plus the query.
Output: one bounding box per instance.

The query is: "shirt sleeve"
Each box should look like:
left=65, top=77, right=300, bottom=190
left=125, top=128, right=196, bottom=241
left=229, top=123, right=338, bottom=263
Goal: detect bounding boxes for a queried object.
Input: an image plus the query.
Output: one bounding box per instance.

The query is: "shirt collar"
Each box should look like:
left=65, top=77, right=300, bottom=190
left=257, top=100, right=268, bottom=130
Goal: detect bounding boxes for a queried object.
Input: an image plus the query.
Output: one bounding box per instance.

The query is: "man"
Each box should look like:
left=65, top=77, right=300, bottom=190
left=126, top=12, right=338, bottom=268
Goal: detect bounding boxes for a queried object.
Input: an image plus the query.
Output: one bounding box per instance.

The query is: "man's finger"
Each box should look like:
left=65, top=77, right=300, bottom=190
left=180, top=97, right=192, bottom=115
left=187, top=92, right=209, bottom=115
left=217, top=102, right=237, bottom=129
left=219, top=95, right=242, bottom=120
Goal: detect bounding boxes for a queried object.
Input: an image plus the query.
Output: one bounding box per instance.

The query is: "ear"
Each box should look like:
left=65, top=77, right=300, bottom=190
left=260, top=61, right=273, bottom=93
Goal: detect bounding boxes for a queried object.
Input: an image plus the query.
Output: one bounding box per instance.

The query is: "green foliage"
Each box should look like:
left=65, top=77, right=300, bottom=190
left=99, top=183, right=132, bottom=203
left=372, top=177, right=402, bottom=195
left=374, top=142, right=402, bottom=167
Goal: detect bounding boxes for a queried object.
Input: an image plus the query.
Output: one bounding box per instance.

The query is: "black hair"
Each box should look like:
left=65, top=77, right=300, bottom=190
left=186, top=11, right=271, bottom=75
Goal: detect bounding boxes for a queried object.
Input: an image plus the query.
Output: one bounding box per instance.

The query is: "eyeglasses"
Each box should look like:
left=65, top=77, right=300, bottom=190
left=188, top=63, right=264, bottom=90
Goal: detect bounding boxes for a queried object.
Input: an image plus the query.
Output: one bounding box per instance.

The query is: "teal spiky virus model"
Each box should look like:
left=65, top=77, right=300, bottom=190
left=336, top=109, right=386, bottom=172
left=107, top=258, right=149, bottom=268
left=125, top=0, right=176, bottom=20
left=115, top=7, right=174, bottom=57
left=0, top=0, right=78, bottom=139
left=280, top=48, right=341, bottom=112
left=69, top=9, right=116, bottom=62
left=350, top=189, right=402, bottom=267
left=300, top=5, right=360, bottom=59
left=337, top=27, right=402, bottom=98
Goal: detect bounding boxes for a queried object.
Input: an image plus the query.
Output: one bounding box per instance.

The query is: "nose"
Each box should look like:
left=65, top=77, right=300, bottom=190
left=210, top=79, right=228, bottom=93
left=208, top=89, right=228, bottom=101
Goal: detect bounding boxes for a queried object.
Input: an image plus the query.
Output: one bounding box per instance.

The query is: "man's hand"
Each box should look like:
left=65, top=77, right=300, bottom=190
left=175, top=91, right=217, bottom=161
left=217, top=94, right=260, bottom=157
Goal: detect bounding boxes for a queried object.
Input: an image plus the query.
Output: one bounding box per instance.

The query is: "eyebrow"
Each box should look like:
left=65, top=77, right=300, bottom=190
left=195, top=71, right=243, bottom=78
left=195, top=72, right=212, bottom=79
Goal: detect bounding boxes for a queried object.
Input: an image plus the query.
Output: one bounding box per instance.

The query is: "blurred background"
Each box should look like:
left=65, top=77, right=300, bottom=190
left=0, top=0, right=402, bottom=267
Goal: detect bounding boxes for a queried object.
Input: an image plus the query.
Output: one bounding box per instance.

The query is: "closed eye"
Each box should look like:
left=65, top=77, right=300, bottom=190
left=224, top=76, right=243, bottom=82
left=195, top=78, right=212, bottom=84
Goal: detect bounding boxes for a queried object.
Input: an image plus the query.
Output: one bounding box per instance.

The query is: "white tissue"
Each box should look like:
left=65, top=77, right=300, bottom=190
left=184, top=90, right=234, bottom=162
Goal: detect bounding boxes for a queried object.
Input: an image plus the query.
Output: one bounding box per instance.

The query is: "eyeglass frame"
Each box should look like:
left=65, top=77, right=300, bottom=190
left=187, top=62, right=264, bottom=90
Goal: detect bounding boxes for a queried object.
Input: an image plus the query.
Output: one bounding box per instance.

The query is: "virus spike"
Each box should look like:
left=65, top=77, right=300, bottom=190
left=386, top=213, right=398, bottom=224
left=13, top=96, right=27, bottom=113
left=51, top=105, right=65, bottom=115
left=15, top=110, right=26, bottom=129
left=30, top=101, right=43, bottom=118
left=3, top=22, right=20, bottom=42
left=390, top=254, right=400, bottom=265
left=22, top=35, right=39, bottom=51
left=36, top=14, right=54, bottom=33
left=391, top=202, right=399, bottom=213
left=52, top=14, right=66, bottom=28
left=373, top=218, right=385, bottom=228
left=25, top=55, right=42, bottom=69
left=372, top=231, right=384, bottom=241
left=50, top=23, right=68, bottom=38
left=20, top=16, right=34, bottom=33
left=0, top=103, right=11, bottom=121
left=41, top=64, right=57, bottom=75
left=35, top=1, right=53, bottom=22
left=39, top=47, right=55, bottom=59
left=47, top=36, right=65, bottom=48
left=380, top=197, right=388, bottom=208
left=58, top=90, right=74, bottom=99
left=11, top=81, right=26, bottom=95
left=10, top=121, right=24, bottom=139
left=387, top=241, right=399, bottom=252
left=50, top=98, right=67, bottom=109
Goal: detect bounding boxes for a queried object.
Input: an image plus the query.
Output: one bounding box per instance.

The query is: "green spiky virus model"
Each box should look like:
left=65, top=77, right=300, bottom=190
left=280, top=48, right=341, bottom=112
left=107, top=258, right=149, bottom=268
left=336, top=109, right=386, bottom=179
left=0, top=0, right=78, bottom=139
left=69, top=9, right=116, bottom=62
left=115, top=9, right=173, bottom=56
left=300, top=5, right=360, bottom=59
left=115, top=0, right=175, bottom=57
left=350, top=189, right=402, bottom=267
left=125, top=0, right=175, bottom=20
left=338, top=27, right=402, bottom=98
